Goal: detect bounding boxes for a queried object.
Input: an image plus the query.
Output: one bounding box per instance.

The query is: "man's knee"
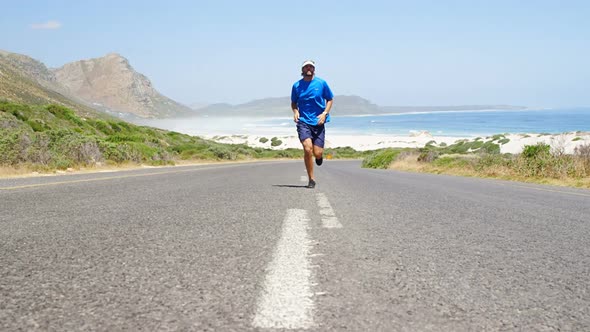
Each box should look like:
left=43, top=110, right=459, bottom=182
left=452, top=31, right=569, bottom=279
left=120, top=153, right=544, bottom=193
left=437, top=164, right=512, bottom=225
left=302, top=139, right=313, bottom=153
left=313, top=146, right=323, bottom=158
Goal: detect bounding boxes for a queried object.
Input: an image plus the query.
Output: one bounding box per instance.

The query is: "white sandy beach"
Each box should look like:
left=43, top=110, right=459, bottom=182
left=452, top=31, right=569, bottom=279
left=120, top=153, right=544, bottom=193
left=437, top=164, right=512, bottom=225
left=205, top=131, right=590, bottom=155
left=135, top=116, right=590, bottom=155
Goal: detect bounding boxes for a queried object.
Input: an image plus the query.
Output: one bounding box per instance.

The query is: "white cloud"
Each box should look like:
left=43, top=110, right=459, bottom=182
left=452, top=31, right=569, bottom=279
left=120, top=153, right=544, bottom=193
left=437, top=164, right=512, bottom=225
left=30, top=20, right=62, bottom=30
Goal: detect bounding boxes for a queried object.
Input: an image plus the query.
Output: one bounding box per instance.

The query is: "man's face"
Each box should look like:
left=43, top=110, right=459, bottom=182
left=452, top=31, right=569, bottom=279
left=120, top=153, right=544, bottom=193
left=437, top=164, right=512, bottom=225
left=302, top=65, right=315, bottom=77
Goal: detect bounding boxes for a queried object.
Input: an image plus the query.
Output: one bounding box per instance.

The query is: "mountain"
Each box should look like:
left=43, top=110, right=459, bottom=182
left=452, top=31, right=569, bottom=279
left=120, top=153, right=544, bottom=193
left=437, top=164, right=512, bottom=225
left=189, top=102, right=210, bottom=110
left=191, top=95, right=381, bottom=117
left=0, top=50, right=194, bottom=119
left=191, top=95, right=526, bottom=117
left=380, top=105, right=527, bottom=113
left=53, top=53, right=193, bottom=118
left=0, top=50, right=59, bottom=89
left=0, top=50, right=105, bottom=118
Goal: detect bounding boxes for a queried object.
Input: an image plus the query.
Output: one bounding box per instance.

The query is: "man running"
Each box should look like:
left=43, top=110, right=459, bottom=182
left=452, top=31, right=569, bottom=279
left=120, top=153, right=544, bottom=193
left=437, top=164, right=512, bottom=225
left=291, top=60, right=334, bottom=188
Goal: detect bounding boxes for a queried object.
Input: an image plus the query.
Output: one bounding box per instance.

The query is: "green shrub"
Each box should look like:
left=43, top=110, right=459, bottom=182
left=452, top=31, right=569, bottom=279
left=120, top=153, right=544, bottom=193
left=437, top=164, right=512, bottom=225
left=0, top=131, right=21, bottom=164
left=325, top=146, right=360, bottom=159
left=46, top=104, right=84, bottom=126
left=143, top=128, right=157, bottom=136
left=64, top=138, right=102, bottom=164
left=470, top=140, right=484, bottom=150
left=107, top=121, right=122, bottom=133
left=93, top=120, right=114, bottom=135
left=522, top=143, right=550, bottom=159
left=106, top=134, right=146, bottom=143
left=417, top=150, right=439, bottom=162
left=491, top=134, right=506, bottom=141
left=259, top=137, right=269, bottom=143
left=361, top=148, right=400, bottom=169
left=480, top=141, right=500, bottom=154
left=166, top=131, right=183, bottom=138
left=115, top=121, right=131, bottom=131
left=26, top=119, right=47, bottom=132
left=271, top=137, right=282, bottom=147
left=206, top=145, right=237, bottom=160
left=517, top=143, right=553, bottom=177
left=98, top=141, right=128, bottom=163
left=179, top=149, right=198, bottom=159
left=52, top=158, right=73, bottom=170
left=432, top=156, right=470, bottom=168
left=170, top=143, right=207, bottom=154
left=446, top=141, right=470, bottom=154
left=0, top=101, right=30, bottom=118
left=275, top=149, right=301, bottom=158
left=126, top=142, right=160, bottom=162
left=475, top=154, right=512, bottom=171
left=1, top=103, right=30, bottom=121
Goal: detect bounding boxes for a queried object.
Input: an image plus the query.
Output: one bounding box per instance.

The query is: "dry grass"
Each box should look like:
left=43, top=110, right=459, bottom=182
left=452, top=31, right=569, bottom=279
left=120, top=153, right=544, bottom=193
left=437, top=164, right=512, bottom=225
left=389, top=152, right=590, bottom=189
left=0, top=163, right=152, bottom=179
left=0, top=166, right=38, bottom=178
left=0, top=158, right=280, bottom=179
left=390, top=153, right=480, bottom=177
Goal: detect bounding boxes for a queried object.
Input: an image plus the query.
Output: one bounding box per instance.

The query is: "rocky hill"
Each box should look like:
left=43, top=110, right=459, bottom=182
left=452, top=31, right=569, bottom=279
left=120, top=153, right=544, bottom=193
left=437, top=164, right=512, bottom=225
left=53, top=53, right=193, bottom=118
left=192, top=94, right=525, bottom=117
left=0, top=50, right=59, bottom=88
left=192, top=95, right=382, bottom=117
left=0, top=50, right=104, bottom=118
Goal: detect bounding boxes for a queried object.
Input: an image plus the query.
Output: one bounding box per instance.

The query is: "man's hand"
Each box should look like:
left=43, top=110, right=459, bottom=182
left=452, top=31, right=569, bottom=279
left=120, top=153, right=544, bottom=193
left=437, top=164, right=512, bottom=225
left=293, top=109, right=300, bottom=123
left=317, top=112, right=327, bottom=125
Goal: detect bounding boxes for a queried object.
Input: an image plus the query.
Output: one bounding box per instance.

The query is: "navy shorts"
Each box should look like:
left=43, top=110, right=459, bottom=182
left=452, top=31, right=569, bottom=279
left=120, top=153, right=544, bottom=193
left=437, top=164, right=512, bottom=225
left=297, top=122, right=325, bottom=148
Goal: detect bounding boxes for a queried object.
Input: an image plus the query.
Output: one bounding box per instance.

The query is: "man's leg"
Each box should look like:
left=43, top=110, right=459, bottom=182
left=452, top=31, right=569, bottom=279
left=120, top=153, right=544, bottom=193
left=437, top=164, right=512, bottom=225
left=313, top=145, right=324, bottom=165
left=312, top=125, right=326, bottom=166
left=302, top=138, right=315, bottom=186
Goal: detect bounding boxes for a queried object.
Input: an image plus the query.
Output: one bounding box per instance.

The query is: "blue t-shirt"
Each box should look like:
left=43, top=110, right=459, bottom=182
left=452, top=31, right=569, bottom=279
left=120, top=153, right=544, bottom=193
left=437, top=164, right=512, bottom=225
left=291, top=77, right=334, bottom=126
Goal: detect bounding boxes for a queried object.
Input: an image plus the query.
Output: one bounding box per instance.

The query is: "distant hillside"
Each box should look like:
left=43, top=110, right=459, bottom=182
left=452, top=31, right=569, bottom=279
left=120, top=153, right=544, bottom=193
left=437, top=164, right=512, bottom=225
left=0, top=50, right=107, bottom=118
left=190, top=95, right=524, bottom=117
left=380, top=105, right=527, bottom=113
left=192, top=95, right=381, bottom=117
left=53, top=53, right=193, bottom=118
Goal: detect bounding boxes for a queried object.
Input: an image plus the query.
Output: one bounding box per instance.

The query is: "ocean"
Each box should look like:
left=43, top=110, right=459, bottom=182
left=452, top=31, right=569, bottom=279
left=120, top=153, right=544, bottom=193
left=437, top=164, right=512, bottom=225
left=261, top=108, right=590, bottom=137
left=138, top=108, right=590, bottom=137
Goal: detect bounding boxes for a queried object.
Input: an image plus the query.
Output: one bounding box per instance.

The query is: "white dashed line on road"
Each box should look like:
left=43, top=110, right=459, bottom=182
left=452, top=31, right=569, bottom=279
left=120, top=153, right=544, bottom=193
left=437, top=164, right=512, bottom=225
left=252, top=209, right=316, bottom=329
left=316, top=193, right=342, bottom=228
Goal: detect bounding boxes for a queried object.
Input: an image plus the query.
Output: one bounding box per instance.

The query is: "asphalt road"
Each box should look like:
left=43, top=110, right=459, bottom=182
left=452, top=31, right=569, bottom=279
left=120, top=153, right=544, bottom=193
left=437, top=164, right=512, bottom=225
left=1, top=160, right=589, bottom=331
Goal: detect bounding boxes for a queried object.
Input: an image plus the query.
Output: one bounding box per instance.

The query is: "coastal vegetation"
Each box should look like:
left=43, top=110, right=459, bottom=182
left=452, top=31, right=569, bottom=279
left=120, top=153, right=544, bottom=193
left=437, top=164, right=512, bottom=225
left=3, top=100, right=588, bottom=189
left=270, top=137, right=283, bottom=147
left=0, top=101, right=365, bottom=176
left=362, top=138, right=590, bottom=188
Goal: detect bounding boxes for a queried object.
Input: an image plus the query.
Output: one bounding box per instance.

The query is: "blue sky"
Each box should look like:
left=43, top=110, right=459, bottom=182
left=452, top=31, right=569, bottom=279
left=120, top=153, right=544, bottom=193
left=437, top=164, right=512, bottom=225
left=1, top=0, right=589, bottom=107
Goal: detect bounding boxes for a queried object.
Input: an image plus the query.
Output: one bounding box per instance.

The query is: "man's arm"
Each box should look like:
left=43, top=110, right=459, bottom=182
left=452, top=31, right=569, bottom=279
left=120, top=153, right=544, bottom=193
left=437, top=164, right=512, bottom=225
left=317, top=99, right=333, bottom=125
left=291, top=101, right=299, bottom=123
left=324, top=99, right=333, bottom=115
